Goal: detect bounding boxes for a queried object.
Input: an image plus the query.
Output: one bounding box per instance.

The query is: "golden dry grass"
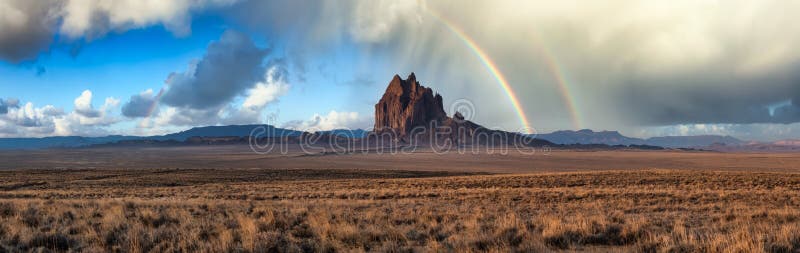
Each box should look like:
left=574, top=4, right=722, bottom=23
left=1, top=166, right=799, bottom=252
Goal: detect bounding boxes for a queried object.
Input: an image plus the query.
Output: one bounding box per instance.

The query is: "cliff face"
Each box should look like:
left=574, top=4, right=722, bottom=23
left=373, top=73, right=447, bottom=136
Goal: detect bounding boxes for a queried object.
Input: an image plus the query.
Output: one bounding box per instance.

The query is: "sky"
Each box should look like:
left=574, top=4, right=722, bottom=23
left=1, top=0, right=800, bottom=141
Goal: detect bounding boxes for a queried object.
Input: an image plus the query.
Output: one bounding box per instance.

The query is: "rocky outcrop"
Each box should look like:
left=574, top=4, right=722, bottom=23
left=372, top=73, right=552, bottom=147
left=374, top=73, right=447, bottom=137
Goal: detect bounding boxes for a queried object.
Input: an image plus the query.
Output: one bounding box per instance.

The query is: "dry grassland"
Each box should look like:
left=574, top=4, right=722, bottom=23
left=1, top=163, right=799, bottom=252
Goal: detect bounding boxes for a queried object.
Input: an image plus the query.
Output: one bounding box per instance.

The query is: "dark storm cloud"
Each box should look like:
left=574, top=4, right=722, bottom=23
left=226, top=0, right=359, bottom=84
left=0, top=1, right=57, bottom=63
left=227, top=0, right=328, bottom=38
left=160, top=30, right=269, bottom=110
left=0, top=98, right=20, bottom=114
left=616, top=63, right=800, bottom=125
left=121, top=90, right=158, bottom=118
left=773, top=104, right=800, bottom=123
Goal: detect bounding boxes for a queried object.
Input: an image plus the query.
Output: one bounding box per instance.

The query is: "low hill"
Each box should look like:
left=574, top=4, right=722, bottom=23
left=535, top=129, right=743, bottom=148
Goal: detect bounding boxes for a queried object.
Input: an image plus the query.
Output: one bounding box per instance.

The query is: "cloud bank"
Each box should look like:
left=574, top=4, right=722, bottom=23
left=0, top=98, right=20, bottom=115
left=283, top=111, right=370, bottom=131
left=160, top=30, right=268, bottom=110
left=125, top=30, right=289, bottom=130
left=5, top=0, right=800, bottom=140
left=121, top=89, right=158, bottom=118
left=227, top=0, right=800, bottom=139
left=0, top=91, right=119, bottom=137
left=0, top=0, right=235, bottom=62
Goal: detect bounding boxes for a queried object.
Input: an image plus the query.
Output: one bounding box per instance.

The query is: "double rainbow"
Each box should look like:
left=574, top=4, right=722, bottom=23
left=426, top=6, right=583, bottom=132
left=141, top=6, right=584, bottom=132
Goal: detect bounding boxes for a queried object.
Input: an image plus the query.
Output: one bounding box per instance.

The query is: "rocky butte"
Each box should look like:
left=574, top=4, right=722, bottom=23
left=372, top=73, right=551, bottom=147
left=374, top=73, right=447, bottom=136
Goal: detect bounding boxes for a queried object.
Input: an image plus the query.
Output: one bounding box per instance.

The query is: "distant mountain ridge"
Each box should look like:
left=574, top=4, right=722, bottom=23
left=0, top=126, right=758, bottom=150
left=0, top=126, right=765, bottom=150
left=706, top=139, right=800, bottom=152
left=535, top=129, right=744, bottom=148
left=0, top=135, right=141, bottom=150
left=646, top=135, right=743, bottom=148
left=0, top=125, right=341, bottom=150
left=318, top=129, right=370, bottom=138
left=152, top=124, right=305, bottom=141
left=536, top=129, right=644, bottom=146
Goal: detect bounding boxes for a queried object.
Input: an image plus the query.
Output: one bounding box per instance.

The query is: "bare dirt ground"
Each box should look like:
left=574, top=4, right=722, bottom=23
left=1, top=146, right=798, bottom=172
left=0, top=146, right=799, bottom=252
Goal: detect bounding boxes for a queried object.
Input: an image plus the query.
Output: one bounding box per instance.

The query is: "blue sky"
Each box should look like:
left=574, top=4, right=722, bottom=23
left=2, top=0, right=800, bottom=141
left=0, top=7, right=386, bottom=136
left=0, top=16, right=221, bottom=110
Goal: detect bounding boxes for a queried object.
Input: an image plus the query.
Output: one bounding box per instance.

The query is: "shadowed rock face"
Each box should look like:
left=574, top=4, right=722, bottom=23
left=374, top=73, right=447, bottom=137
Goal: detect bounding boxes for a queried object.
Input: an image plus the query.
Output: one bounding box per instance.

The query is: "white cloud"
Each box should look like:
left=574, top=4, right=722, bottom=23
left=149, top=106, right=221, bottom=127
left=0, top=102, right=59, bottom=137
left=76, top=95, right=119, bottom=126
left=54, top=91, right=120, bottom=135
left=139, top=43, right=291, bottom=128
left=7, top=102, right=55, bottom=127
left=74, top=90, right=100, bottom=117
left=222, top=65, right=292, bottom=124
left=71, top=90, right=119, bottom=125
left=0, top=0, right=237, bottom=62
left=283, top=110, right=369, bottom=131
left=0, top=90, right=121, bottom=137
left=59, top=0, right=237, bottom=38
left=242, top=66, right=290, bottom=110
left=349, top=0, right=421, bottom=43
left=632, top=123, right=800, bottom=142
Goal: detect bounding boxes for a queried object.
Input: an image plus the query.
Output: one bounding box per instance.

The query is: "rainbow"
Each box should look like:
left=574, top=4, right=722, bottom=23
left=146, top=88, right=165, bottom=118
left=535, top=44, right=583, bottom=129
left=425, top=5, right=583, bottom=131
left=138, top=88, right=165, bottom=128
left=140, top=6, right=585, bottom=132
left=425, top=9, right=533, bottom=133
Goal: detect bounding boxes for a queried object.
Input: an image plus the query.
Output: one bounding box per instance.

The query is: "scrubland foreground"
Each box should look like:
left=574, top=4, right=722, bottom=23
left=1, top=167, right=799, bottom=253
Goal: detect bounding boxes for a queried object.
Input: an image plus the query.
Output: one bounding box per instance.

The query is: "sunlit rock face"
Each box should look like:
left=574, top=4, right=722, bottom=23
left=373, top=73, right=447, bottom=137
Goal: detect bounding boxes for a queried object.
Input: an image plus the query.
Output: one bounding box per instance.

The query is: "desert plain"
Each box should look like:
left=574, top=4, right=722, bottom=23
left=0, top=147, right=799, bottom=252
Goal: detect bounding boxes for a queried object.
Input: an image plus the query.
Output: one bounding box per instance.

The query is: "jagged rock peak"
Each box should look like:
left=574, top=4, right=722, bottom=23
left=374, top=73, right=447, bottom=136
left=370, top=73, right=552, bottom=147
